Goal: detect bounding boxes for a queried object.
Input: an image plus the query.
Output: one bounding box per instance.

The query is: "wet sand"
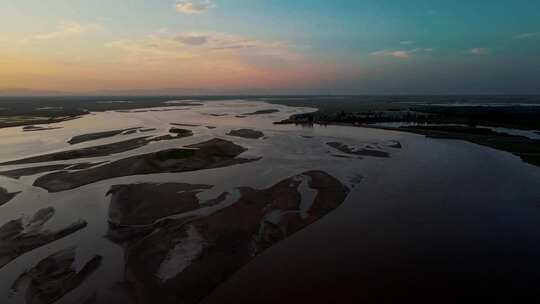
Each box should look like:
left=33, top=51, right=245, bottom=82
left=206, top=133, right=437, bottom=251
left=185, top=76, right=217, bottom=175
left=0, top=137, right=153, bottom=166
left=0, top=164, right=74, bottom=179
left=12, top=247, right=101, bottom=304
left=226, top=129, right=264, bottom=139
left=115, top=171, right=348, bottom=304
left=0, top=187, right=19, bottom=206
left=0, top=116, right=81, bottom=130
left=34, top=138, right=258, bottom=192
left=66, top=162, right=106, bottom=170
left=243, top=109, right=279, bottom=115
left=169, top=128, right=193, bottom=137
left=107, top=183, right=213, bottom=226
left=327, top=141, right=390, bottom=158
left=23, top=125, right=62, bottom=132
left=68, top=128, right=140, bottom=145
left=0, top=208, right=87, bottom=269
left=0, top=130, right=193, bottom=166
left=171, top=123, right=201, bottom=127
left=0, top=100, right=538, bottom=303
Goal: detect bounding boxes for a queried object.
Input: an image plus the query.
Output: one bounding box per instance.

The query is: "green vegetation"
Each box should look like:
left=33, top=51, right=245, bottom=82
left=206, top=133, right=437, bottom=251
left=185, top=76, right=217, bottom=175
left=267, top=97, right=540, bottom=167
left=412, top=105, right=540, bottom=130
left=265, top=96, right=540, bottom=130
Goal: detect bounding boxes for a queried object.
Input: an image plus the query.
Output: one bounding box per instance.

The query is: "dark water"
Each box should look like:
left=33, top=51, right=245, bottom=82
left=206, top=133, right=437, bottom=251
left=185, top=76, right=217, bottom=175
left=1, top=95, right=540, bottom=112
left=1, top=100, right=539, bottom=303
left=204, top=129, right=540, bottom=303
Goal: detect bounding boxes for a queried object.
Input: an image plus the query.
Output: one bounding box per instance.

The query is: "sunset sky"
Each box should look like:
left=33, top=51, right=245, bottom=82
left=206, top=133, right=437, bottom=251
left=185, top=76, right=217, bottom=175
left=1, top=0, right=539, bottom=95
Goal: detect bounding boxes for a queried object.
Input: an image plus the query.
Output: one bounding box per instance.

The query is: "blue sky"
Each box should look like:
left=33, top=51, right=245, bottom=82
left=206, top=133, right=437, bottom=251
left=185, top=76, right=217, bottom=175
left=0, top=0, right=539, bottom=94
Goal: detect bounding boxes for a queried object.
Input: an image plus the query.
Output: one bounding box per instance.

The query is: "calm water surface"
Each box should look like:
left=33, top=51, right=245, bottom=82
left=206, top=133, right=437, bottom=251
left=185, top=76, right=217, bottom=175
left=0, top=100, right=539, bottom=303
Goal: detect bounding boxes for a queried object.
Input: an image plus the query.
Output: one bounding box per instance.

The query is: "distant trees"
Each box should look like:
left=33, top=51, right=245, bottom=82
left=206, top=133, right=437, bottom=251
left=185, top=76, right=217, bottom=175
left=286, top=108, right=450, bottom=126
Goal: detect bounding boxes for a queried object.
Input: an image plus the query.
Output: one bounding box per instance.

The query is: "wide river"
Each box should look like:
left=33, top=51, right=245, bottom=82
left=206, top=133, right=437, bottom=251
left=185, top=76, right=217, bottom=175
left=0, top=100, right=539, bottom=303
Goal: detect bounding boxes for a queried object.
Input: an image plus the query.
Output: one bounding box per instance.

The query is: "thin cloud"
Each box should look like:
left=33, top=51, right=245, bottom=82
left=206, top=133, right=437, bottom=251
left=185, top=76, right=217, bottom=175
left=175, top=34, right=208, bottom=45
left=470, top=48, right=490, bottom=55
left=515, top=32, right=540, bottom=40
left=389, top=51, right=410, bottom=59
left=106, top=31, right=301, bottom=67
left=101, top=30, right=343, bottom=92
left=34, top=21, right=102, bottom=40
left=400, top=41, right=415, bottom=45
left=175, top=0, right=215, bottom=14
left=371, top=48, right=432, bottom=59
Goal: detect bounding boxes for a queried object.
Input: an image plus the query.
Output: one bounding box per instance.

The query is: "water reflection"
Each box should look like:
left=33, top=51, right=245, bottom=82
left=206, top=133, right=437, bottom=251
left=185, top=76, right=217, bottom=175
left=0, top=100, right=538, bottom=303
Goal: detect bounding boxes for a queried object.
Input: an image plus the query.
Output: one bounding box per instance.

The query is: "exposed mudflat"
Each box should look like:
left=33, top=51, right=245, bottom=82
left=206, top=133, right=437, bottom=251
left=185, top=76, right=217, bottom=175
left=385, top=140, right=402, bottom=148
left=33, top=138, right=258, bottom=192
left=169, top=128, right=194, bottom=137
left=23, top=125, right=62, bottom=132
left=226, top=129, right=264, bottom=139
left=171, top=123, right=201, bottom=127
left=327, top=141, right=390, bottom=158
left=0, top=137, right=152, bottom=165
left=0, top=207, right=87, bottom=269
left=116, top=171, right=349, bottom=304
left=0, top=187, right=19, bottom=206
left=107, top=183, right=212, bottom=226
left=12, top=247, right=101, bottom=304
left=162, top=102, right=203, bottom=107
left=243, top=109, right=279, bottom=115
left=68, top=128, right=140, bottom=145
left=0, top=100, right=538, bottom=304
left=0, top=132, right=191, bottom=166
left=66, top=162, right=105, bottom=170
left=0, top=162, right=106, bottom=179
left=0, top=164, right=74, bottom=179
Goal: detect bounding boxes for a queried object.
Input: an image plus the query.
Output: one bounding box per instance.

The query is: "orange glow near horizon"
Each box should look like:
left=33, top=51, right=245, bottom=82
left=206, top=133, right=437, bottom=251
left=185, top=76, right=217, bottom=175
left=0, top=47, right=354, bottom=94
